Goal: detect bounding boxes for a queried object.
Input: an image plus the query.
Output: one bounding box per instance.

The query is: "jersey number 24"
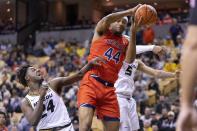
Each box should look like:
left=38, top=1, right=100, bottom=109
left=42, top=99, right=55, bottom=118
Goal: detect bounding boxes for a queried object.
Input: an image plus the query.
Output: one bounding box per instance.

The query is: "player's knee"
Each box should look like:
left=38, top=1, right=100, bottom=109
left=79, top=106, right=94, bottom=130
left=79, top=121, right=92, bottom=131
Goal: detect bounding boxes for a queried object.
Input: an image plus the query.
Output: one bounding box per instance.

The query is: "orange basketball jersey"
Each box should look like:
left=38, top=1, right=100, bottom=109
left=88, top=31, right=129, bottom=83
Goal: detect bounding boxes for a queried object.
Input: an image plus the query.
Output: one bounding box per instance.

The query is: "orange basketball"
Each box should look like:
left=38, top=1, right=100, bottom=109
left=135, top=4, right=157, bottom=25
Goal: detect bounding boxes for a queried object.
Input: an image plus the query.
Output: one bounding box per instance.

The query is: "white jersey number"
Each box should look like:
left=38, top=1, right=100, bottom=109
left=125, top=65, right=133, bottom=76
left=42, top=99, right=55, bottom=118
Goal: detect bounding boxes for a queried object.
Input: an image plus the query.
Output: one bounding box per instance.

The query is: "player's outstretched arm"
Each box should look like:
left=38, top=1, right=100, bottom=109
left=137, top=60, right=176, bottom=78
left=94, top=4, right=141, bottom=37
left=49, top=57, right=105, bottom=94
left=124, top=17, right=141, bottom=63
left=136, top=45, right=167, bottom=56
left=21, top=88, right=47, bottom=126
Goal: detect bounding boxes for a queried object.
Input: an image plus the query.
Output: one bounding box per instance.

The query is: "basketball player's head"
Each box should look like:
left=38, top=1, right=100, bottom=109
left=17, top=64, right=43, bottom=87
left=108, top=9, right=130, bottom=35
left=109, top=17, right=128, bottom=35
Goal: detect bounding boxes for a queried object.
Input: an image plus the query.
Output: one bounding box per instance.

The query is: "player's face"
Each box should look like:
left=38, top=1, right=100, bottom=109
left=0, top=114, right=5, bottom=125
left=26, top=67, right=43, bottom=83
left=110, top=18, right=128, bottom=35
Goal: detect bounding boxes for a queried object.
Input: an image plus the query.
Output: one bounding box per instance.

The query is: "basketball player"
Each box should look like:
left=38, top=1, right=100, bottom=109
left=77, top=4, right=167, bottom=131
left=17, top=57, right=104, bottom=131
left=176, top=0, right=197, bottom=131
left=115, top=18, right=178, bottom=131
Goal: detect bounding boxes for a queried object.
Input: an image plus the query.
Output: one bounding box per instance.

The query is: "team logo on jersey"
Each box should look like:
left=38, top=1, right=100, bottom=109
left=33, top=93, right=53, bottom=107
left=105, top=39, right=126, bottom=52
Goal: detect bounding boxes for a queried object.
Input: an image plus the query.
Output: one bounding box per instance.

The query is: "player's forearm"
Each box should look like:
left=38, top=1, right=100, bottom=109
left=136, top=45, right=155, bottom=54
left=60, top=63, right=92, bottom=86
left=125, top=27, right=136, bottom=63
left=79, top=62, right=93, bottom=75
left=181, top=26, right=197, bottom=108
left=29, top=98, right=45, bottom=126
left=105, top=10, right=131, bottom=25
left=155, top=70, right=175, bottom=78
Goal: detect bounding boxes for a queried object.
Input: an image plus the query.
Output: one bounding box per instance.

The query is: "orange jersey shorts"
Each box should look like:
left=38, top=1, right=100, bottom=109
left=77, top=72, right=120, bottom=121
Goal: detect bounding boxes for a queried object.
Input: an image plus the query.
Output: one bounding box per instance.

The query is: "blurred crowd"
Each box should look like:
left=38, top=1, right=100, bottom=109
left=0, top=19, right=183, bottom=131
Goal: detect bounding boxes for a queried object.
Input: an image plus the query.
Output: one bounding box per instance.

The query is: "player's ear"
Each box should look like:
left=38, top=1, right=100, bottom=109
left=25, top=75, right=30, bottom=82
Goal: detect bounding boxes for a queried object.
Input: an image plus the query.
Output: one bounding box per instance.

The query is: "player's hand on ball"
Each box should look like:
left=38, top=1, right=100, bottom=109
left=153, top=46, right=167, bottom=57
left=133, top=16, right=142, bottom=30
left=176, top=107, right=197, bottom=131
left=127, top=4, right=142, bottom=16
left=89, top=57, right=106, bottom=67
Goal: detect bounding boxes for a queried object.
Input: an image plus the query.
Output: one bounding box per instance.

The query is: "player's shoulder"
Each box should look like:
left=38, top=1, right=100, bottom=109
left=21, top=97, right=30, bottom=107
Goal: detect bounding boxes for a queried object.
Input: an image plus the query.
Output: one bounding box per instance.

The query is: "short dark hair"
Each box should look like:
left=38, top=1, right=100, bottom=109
left=16, top=64, right=31, bottom=87
left=0, top=111, right=6, bottom=118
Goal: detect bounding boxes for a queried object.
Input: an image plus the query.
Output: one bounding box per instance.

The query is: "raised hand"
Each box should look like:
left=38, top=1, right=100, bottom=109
left=127, top=4, right=142, bottom=16
left=153, top=46, right=167, bottom=57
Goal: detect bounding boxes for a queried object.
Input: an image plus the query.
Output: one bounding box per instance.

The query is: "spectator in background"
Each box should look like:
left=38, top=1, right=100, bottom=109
left=148, top=78, right=160, bottom=98
left=155, top=96, right=170, bottom=114
left=160, top=111, right=176, bottom=131
left=163, top=14, right=173, bottom=24
left=158, top=108, right=169, bottom=129
left=18, top=116, right=33, bottom=131
left=9, top=88, right=21, bottom=113
left=134, top=86, right=149, bottom=114
left=141, top=107, right=152, bottom=125
left=8, top=115, right=22, bottom=131
left=176, top=35, right=183, bottom=52
left=42, top=42, right=53, bottom=56
left=169, top=18, right=184, bottom=47
left=143, top=25, right=155, bottom=44
left=150, top=111, right=160, bottom=127
left=143, top=120, right=152, bottom=131
left=163, top=58, right=179, bottom=72
left=152, top=124, right=159, bottom=131
left=135, top=74, right=147, bottom=90
left=0, top=111, right=8, bottom=131
left=163, top=36, right=174, bottom=48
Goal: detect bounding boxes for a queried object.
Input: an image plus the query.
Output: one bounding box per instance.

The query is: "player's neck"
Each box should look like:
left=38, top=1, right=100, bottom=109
left=28, top=86, right=41, bottom=96
left=29, top=82, right=40, bottom=89
left=28, top=79, right=43, bottom=89
left=28, top=82, right=41, bottom=95
left=113, top=32, right=122, bottom=36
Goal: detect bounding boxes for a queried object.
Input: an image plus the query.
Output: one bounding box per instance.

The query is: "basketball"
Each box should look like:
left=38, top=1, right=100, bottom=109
left=135, top=4, right=157, bottom=25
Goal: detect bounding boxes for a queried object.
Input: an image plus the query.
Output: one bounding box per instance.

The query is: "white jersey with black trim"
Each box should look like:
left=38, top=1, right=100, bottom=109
left=115, top=60, right=139, bottom=98
left=25, top=87, right=71, bottom=131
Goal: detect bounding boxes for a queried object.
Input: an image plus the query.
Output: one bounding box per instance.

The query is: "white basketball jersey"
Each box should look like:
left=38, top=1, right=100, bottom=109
left=115, top=60, right=138, bottom=98
left=25, top=87, right=72, bottom=131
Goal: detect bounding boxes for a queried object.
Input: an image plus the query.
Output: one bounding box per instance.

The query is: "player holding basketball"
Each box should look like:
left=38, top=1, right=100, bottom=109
left=77, top=5, right=143, bottom=131
left=176, top=0, right=197, bottom=131
left=17, top=57, right=104, bottom=131
left=115, top=18, right=178, bottom=131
